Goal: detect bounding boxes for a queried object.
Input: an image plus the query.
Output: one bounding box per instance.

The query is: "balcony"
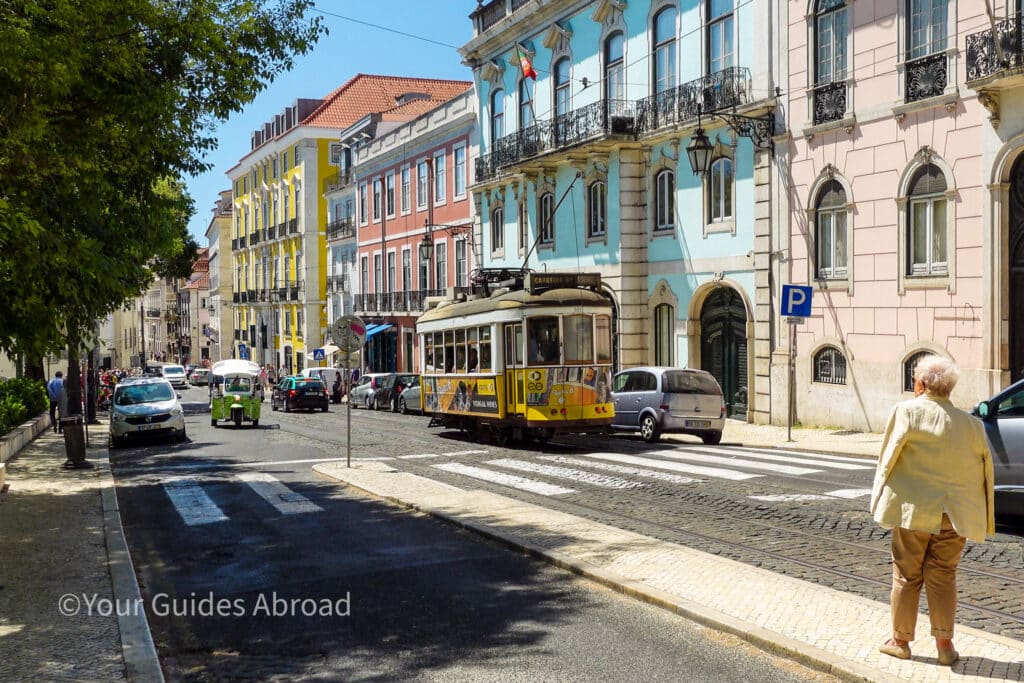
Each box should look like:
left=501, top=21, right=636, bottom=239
left=145, top=308, right=161, bottom=318
left=327, top=274, right=347, bottom=293
left=812, top=81, right=847, bottom=125
left=635, top=67, right=752, bottom=136
left=232, top=292, right=240, bottom=304
left=353, top=289, right=443, bottom=314
left=288, top=218, right=298, bottom=234
left=250, top=231, right=260, bottom=246
left=967, top=18, right=1024, bottom=87
left=231, top=238, right=238, bottom=250
left=471, top=0, right=531, bottom=35
left=475, top=99, right=636, bottom=182
left=904, top=53, right=948, bottom=103
left=266, top=224, right=276, bottom=240
left=239, top=291, right=248, bottom=303
left=325, top=170, right=353, bottom=194
left=246, top=289, right=256, bottom=302
left=326, top=217, right=356, bottom=241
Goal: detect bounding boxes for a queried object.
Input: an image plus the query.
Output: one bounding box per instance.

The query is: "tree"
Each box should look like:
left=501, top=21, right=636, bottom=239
left=0, top=0, right=326, bottom=360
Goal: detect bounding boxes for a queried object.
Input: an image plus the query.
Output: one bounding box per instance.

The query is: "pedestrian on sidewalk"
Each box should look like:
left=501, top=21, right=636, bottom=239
left=47, top=371, right=64, bottom=432
left=871, top=354, right=994, bottom=666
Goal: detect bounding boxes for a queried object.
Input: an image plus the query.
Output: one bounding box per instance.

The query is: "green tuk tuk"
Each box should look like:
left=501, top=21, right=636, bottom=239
left=210, top=359, right=262, bottom=427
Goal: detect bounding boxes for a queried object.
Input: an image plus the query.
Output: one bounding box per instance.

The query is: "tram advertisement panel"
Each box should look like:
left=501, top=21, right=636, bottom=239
left=424, top=375, right=501, bottom=415
left=525, top=366, right=612, bottom=407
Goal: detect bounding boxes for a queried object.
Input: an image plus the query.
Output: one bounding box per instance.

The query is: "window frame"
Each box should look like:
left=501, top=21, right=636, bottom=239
left=519, top=78, right=534, bottom=128
left=372, top=178, right=382, bottom=222
left=385, top=171, right=396, bottom=218
left=812, top=345, right=847, bottom=385
left=605, top=31, right=625, bottom=103
left=708, top=156, right=734, bottom=223
left=400, top=165, right=411, bottom=215
left=814, top=179, right=849, bottom=281
left=416, top=159, right=429, bottom=209
left=587, top=180, right=607, bottom=239
left=654, top=303, right=674, bottom=366
left=654, top=168, right=675, bottom=233
left=706, top=0, right=735, bottom=75
left=491, top=206, right=505, bottom=253
left=491, top=88, right=505, bottom=145
left=554, top=58, right=571, bottom=117
left=433, top=150, right=447, bottom=206
left=358, top=182, right=368, bottom=226
left=652, top=6, right=678, bottom=95
left=455, top=238, right=468, bottom=288
left=538, top=192, right=555, bottom=248
left=453, top=143, right=467, bottom=199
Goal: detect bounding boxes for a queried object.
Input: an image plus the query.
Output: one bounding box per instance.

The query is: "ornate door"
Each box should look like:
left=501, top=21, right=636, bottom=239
left=1010, top=156, right=1024, bottom=381
left=700, top=288, right=748, bottom=417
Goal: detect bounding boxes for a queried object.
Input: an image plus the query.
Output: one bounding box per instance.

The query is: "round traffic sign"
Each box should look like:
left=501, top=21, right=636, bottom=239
left=332, top=316, right=366, bottom=353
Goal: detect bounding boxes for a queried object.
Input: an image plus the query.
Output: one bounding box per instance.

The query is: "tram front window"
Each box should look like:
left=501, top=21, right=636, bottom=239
left=528, top=316, right=560, bottom=365
left=564, top=314, right=593, bottom=364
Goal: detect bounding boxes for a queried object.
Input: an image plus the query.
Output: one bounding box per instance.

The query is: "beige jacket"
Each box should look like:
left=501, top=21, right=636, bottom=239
left=870, top=395, right=995, bottom=542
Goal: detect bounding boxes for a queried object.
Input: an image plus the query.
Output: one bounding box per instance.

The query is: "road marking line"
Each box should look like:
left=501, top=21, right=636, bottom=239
left=485, top=458, right=644, bottom=489
left=163, top=479, right=228, bottom=526
left=397, top=454, right=445, bottom=459
left=538, top=456, right=702, bottom=485
left=684, top=446, right=873, bottom=470
left=443, top=450, right=489, bottom=456
left=753, top=447, right=871, bottom=464
left=647, top=449, right=821, bottom=476
left=434, top=463, right=576, bottom=496
left=826, top=488, right=873, bottom=499
left=235, top=472, right=323, bottom=515
left=749, top=493, right=831, bottom=502
left=573, top=452, right=762, bottom=481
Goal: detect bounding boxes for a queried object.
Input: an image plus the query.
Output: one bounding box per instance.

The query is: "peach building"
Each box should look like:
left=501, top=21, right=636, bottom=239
left=775, top=0, right=1021, bottom=430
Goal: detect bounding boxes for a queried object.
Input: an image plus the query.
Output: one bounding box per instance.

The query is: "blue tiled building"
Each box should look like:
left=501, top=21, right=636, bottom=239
left=461, top=0, right=777, bottom=421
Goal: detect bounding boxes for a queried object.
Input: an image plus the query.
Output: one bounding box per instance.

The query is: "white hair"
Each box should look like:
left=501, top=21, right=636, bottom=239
left=913, top=354, right=959, bottom=398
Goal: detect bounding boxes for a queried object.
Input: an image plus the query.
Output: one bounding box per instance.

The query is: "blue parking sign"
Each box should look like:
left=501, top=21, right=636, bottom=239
left=781, top=285, right=813, bottom=317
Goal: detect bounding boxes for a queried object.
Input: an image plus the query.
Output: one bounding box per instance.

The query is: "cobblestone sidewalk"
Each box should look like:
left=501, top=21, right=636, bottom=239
left=0, top=426, right=126, bottom=682
left=714, top=418, right=883, bottom=458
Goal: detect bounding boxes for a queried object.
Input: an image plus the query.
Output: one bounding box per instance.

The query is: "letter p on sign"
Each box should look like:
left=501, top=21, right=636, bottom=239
left=781, top=284, right=813, bottom=318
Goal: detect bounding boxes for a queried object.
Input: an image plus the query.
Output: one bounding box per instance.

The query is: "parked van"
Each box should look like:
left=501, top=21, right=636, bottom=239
left=301, top=367, right=344, bottom=403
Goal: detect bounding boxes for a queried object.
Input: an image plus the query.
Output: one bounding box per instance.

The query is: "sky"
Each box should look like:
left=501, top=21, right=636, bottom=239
left=184, top=1, right=478, bottom=242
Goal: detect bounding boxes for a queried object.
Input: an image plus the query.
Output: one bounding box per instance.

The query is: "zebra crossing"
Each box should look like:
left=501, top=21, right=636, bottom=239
left=162, top=472, right=322, bottom=526
left=427, top=443, right=874, bottom=503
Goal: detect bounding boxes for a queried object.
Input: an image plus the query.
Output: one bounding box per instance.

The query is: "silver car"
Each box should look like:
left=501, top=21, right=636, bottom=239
left=161, top=364, right=189, bottom=389
left=349, top=373, right=394, bottom=410
left=611, top=367, right=726, bottom=444
left=109, top=377, right=186, bottom=448
left=974, top=377, right=1024, bottom=517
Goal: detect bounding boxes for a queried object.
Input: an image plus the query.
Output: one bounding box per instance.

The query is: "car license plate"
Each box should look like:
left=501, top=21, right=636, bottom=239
left=136, top=423, right=163, bottom=431
left=685, top=419, right=711, bottom=429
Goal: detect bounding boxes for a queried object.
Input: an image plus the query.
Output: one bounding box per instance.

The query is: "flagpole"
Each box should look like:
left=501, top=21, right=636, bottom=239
left=514, top=43, right=540, bottom=128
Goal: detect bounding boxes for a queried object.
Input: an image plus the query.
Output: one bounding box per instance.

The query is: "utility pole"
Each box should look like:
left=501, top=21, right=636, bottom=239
left=139, top=298, right=146, bottom=367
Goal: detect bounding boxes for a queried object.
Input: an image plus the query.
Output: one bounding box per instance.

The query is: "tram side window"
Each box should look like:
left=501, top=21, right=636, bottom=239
left=424, top=336, right=434, bottom=372
left=595, top=315, right=611, bottom=363
left=443, top=330, right=455, bottom=373
left=563, top=314, right=593, bottom=364
left=479, top=326, right=492, bottom=372
left=528, top=316, right=560, bottom=365
left=467, top=328, right=478, bottom=372
left=455, top=329, right=466, bottom=371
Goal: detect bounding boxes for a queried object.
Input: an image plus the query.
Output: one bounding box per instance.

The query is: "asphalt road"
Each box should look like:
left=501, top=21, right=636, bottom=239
left=108, top=385, right=836, bottom=682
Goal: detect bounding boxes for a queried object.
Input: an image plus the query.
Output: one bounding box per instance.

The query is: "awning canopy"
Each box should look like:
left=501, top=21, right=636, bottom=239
left=365, top=323, right=394, bottom=340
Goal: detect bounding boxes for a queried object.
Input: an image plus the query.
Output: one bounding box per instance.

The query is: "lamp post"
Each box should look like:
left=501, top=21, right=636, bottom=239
left=684, top=109, right=774, bottom=176
left=418, top=221, right=434, bottom=294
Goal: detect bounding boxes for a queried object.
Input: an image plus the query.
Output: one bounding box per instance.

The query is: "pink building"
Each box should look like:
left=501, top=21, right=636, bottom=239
left=777, top=0, right=1021, bottom=430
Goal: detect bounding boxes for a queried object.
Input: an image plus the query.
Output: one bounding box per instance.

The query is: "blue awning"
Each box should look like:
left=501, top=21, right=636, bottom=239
left=365, top=323, right=394, bottom=340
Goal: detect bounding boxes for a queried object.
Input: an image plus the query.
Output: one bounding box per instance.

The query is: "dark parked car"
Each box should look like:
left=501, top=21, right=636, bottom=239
left=973, top=377, right=1024, bottom=517
left=386, top=374, right=420, bottom=412
left=611, top=367, right=726, bottom=444
left=271, top=376, right=329, bottom=413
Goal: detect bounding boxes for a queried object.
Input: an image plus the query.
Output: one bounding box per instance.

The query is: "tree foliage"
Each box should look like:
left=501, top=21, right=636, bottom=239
left=0, top=0, right=325, bottom=359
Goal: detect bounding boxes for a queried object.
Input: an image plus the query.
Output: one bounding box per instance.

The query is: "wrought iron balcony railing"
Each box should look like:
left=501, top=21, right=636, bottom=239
left=905, top=53, right=948, bottom=103
left=635, top=67, right=752, bottom=136
left=475, top=99, right=636, bottom=182
left=325, top=170, right=353, bottom=194
left=812, top=80, right=847, bottom=125
left=326, top=217, right=356, bottom=241
left=966, top=17, right=1024, bottom=83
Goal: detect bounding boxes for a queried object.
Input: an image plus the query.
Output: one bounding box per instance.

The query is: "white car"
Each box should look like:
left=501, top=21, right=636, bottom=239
left=161, top=364, right=189, bottom=389
left=109, top=377, right=186, bottom=448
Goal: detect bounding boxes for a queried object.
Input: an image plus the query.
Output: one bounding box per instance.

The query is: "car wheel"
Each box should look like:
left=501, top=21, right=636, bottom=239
left=271, top=400, right=278, bottom=412
left=640, top=415, right=661, bottom=443
left=365, top=395, right=374, bottom=410
left=109, top=433, right=122, bottom=449
left=321, top=404, right=328, bottom=413
left=176, top=428, right=187, bottom=443
left=701, top=430, right=723, bottom=445
left=399, top=397, right=408, bottom=414
left=284, top=399, right=291, bottom=413
left=210, top=418, right=217, bottom=427
left=253, top=419, right=259, bottom=427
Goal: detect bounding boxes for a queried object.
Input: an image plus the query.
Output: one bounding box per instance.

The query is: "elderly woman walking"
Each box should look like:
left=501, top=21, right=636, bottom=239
left=871, top=354, right=995, bottom=666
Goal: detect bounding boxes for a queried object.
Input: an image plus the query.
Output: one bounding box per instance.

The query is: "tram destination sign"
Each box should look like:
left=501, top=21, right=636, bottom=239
left=525, top=272, right=601, bottom=294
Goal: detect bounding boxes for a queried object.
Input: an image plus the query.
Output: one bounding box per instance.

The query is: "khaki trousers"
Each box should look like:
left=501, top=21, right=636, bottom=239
left=890, top=514, right=966, bottom=640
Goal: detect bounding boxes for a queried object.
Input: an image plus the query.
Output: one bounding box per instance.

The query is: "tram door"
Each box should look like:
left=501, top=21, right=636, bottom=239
left=504, top=324, right=525, bottom=416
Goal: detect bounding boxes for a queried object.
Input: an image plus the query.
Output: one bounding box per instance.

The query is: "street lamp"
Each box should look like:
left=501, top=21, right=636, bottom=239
left=684, top=108, right=774, bottom=176
left=686, top=127, right=715, bottom=176
left=418, top=231, right=434, bottom=263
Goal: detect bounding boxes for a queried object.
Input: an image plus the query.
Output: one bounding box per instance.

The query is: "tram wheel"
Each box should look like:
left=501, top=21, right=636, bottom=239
left=494, top=427, right=512, bottom=447
left=534, top=428, right=553, bottom=445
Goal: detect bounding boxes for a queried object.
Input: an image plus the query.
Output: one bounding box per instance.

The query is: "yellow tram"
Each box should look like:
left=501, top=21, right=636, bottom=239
left=416, top=271, right=614, bottom=444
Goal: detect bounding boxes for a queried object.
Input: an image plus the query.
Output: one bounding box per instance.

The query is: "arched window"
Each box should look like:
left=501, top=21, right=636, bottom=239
left=813, top=346, right=847, bottom=384
left=654, top=303, right=674, bottom=366
left=907, top=164, right=947, bottom=276
left=490, top=89, right=505, bottom=144
left=709, top=157, right=733, bottom=222
left=519, top=79, right=533, bottom=128
left=605, top=32, right=625, bottom=103
left=491, top=207, right=505, bottom=251
left=707, top=0, right=734, bottom=74
left=903, top=350, right=931, bottom=392
left=815, top=180, right=847, bottom=279
left=652, top=7, right=677, bottom=94
left=587, top=181, right=606, bottom=238
left=554, top=59, right=571, bottom=116
left=539, top=192, right=555, bottom=244
left=654, top=169, right=675, bottom=232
